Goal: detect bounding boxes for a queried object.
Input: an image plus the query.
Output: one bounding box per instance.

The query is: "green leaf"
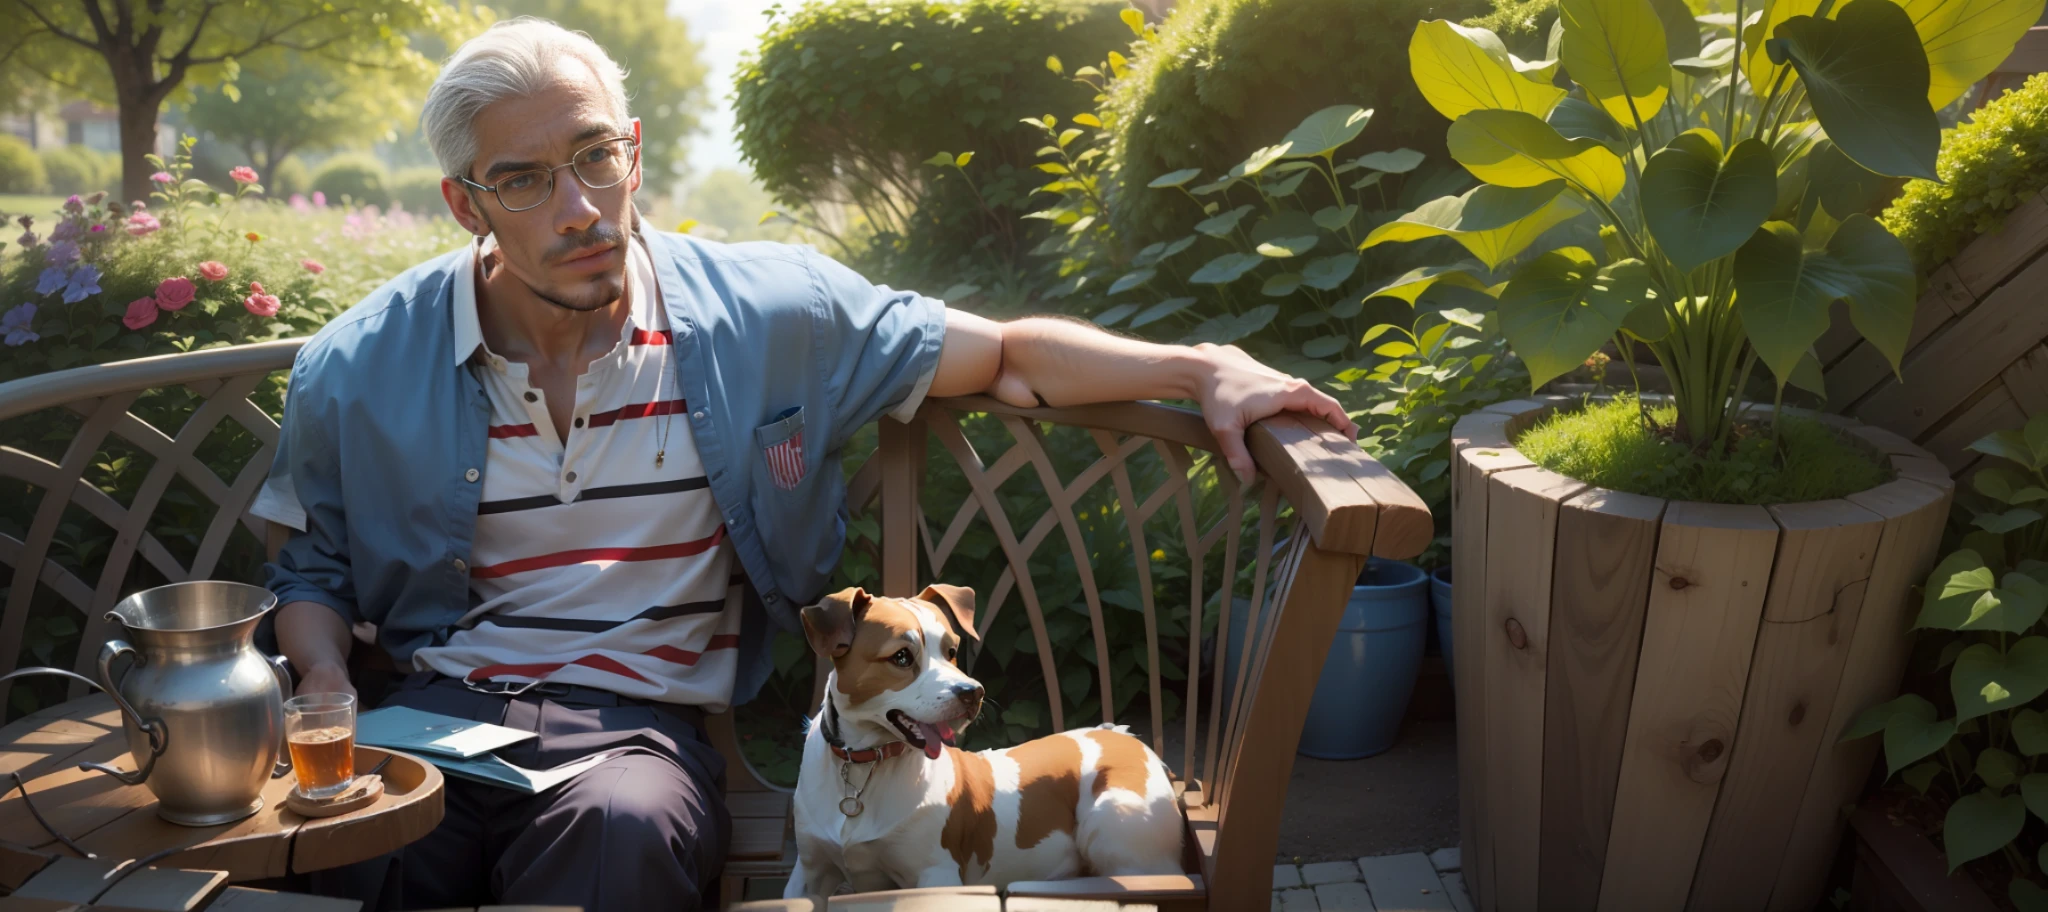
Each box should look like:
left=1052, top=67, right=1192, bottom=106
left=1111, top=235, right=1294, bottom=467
left=1108, top=269, right=1156, bottom=295
left=1356, top=149, right=1426, bottom=173
left=1302, top=254, right=1362, bottom=291
left=1499, top=250, right=1653, bottom=389
left=1184, top=305, right=1280, bottom=345
left=1283, top=105, right=1374, bottom=157
left=1364, top=263, right=1490, bottom=304
left=1314, top=205, right=1360, bottom=231
left=2013, top=879, right=2048, bottom=912
left=1447, top=108, right=1629, bottom=202
left=1131, top=297, right=1198, bottom=328
left=1647, top=0, right=1703, bottom=60
left=1408, top=19, right=1570, bottom=119
left=2032, top=775, right=2048, bottom=822
left=1977, top=509, right=2046, bottom=534
left=1980, top=747, right=2023, bottom=790
left=1267, top=171, right=1311, bottom=197
left=1121, top=7, right=1146, bottom=35
left=1263, top=273, right=1305, bottom=296
left=1954, top=638, right=2048, bottom=721
left=1674, top=36, right=1739, bottom=76
left=1558, top=0, right=1672, bottom=122
left=1903, top=761, right=1943, bottom=794
left=1843, top=693, right=1922, bottom=741
left=1622, top=296, right=1670, bottom=341
left=1303, top=336, right=1347, bottom=359
left=1944, top=790, right=2025, bottom=873
left=1093, top=303, right=1140, bottom=327
left=1828, top=214, right=1918, bottom=372
left=1360, top=180, right=1588, bottom=270
left=1641, top=131, right=1778, bottom=273
left=1546, top=96, right=1629, bottom=148
left=924, top=151, right=954, bottom=167
left=1892, top=0, right=2047, bottom=107
left=1074, top=114, right=1103, bottom=129
left=2029, top=413, right=2048, bottom=464
left=1235, top=143, right=1293, bottom=178
left=1771, top=0, right=1940, bottom=180
left=955, top=152, right=974, bottom=168
left=1188, top=253, right=1266, bottom=285
left=1149, top=168, right=1203, bottom=189
left=1256, top=235, right=1320, bottom=258
left=1879, top=694, right=1959, bottom=776
left=1731, top=221, right=1855, bottom=387
left=1917, top=550, right=2048, bottom=633
left=1974, top=428, right=2043, bottom=468
left=1196, top=204, right=1255, bottom=237
left=2015, top=709, right=2048, bottom=756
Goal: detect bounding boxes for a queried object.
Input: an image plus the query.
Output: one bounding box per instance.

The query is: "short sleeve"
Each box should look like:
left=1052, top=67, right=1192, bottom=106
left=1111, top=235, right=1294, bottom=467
left=805, top=247, right=947, bottom=445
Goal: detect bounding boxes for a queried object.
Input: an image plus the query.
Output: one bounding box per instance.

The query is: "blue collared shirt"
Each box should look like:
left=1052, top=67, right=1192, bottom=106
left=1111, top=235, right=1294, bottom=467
left=252, top=231, right=946, bottom=705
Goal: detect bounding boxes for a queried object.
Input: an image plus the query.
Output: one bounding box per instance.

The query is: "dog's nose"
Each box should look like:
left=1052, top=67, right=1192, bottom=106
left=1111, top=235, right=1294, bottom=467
left=952, top=683, right=984, bottom=714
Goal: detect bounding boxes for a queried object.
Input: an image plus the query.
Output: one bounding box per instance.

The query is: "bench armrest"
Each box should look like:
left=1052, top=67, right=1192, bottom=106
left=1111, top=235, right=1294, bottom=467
left=1245, top=413, right=1433, bottom=560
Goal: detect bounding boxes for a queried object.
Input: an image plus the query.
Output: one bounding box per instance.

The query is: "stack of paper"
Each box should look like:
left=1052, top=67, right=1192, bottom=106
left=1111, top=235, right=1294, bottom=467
left=355, top=705, right=623, bottom=795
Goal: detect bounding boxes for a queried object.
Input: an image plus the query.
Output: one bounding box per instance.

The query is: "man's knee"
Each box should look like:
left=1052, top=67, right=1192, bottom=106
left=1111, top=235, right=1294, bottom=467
left=546, top=755, right=726, bottom=861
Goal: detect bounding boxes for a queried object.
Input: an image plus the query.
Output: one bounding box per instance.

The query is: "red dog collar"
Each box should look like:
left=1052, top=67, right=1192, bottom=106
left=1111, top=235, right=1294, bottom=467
left=830, top=741, right=912, bottom=763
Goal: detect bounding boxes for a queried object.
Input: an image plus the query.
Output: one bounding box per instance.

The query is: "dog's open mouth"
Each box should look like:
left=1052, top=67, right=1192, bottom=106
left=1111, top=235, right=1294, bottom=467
left=887, top=709, right=960, bottom=760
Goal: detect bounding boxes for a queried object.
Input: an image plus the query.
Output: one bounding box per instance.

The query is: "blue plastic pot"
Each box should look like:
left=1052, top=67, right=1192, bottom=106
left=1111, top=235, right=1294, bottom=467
left=1297, top=559, right=1430, bottom=760
left=1432, top=565, right=1455, bottom=685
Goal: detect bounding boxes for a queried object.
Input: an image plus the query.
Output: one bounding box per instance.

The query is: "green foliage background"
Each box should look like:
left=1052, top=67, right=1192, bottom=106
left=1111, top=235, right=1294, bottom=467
left=1882, top=74, right=2048, bottom=273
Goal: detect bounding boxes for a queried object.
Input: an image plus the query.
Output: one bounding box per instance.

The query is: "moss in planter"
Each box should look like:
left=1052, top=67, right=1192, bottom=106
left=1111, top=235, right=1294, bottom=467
left=1515, top=396, right=1890, bottom=504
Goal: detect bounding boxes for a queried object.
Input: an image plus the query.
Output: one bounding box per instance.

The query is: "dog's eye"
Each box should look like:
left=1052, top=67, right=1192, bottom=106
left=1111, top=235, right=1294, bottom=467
left=891, top=648, right=913, bottom=668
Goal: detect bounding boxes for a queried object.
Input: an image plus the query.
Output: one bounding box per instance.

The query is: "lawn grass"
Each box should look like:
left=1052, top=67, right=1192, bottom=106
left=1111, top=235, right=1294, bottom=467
left=1515, top=395, right=1891, bottom=504
left=0, top=194, right=70, bottom=219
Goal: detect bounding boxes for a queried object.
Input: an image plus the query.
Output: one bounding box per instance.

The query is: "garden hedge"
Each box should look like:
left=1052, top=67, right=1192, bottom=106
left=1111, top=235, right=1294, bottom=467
left=39, top=145, right=118, bottom=197
left=1882, top=74, right=2048, bottom=273
left=0, top=136, right=49, bottom=195
left=312, top=153, right=394, bottom=209
left=1102, top=0, right=1491, bottom=245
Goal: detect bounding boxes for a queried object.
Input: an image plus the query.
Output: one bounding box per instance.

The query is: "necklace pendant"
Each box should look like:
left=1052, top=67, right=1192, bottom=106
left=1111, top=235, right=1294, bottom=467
left=839, top=796, right=863, bottom=817
left=655, top=450, right=665, bottom=469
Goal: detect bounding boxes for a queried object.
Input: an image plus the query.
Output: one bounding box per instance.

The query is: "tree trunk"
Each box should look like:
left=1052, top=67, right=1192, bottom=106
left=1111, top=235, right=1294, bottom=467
left=116, top=87, right=162, bottom=206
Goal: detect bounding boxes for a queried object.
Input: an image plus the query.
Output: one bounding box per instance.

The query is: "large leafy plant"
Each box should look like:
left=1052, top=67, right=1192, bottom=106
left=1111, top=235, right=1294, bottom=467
left=1366, top=0, right=2043, bottom=450
left=1846, top=414, right=2048, bottom=905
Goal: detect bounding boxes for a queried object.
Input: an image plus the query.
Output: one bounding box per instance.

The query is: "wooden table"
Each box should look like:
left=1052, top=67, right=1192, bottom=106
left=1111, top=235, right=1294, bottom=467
left=0, top=695, right=444, bottom=894
left=731, top=887, right=1160, bottom=911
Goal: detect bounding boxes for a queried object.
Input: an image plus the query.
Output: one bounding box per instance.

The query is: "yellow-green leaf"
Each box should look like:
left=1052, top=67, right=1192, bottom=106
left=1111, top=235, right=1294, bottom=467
left=1121, top=8, right=1146, bottom=36
left=1744, top=0, right=1828, bottom=96
left=1447, top=109, right=1629, bottom=202
left=1891, top=0, right=2047, bottom=108
left=955, top=152, right=974, bottom=168
left=1360, top=181, right=1588, bottom=269
left=1046, top=55, right=1064, bottom=75
left=1558, top=0, right=1672, bottom=123
left=1074, top=113, right=1103, bottom=128
left=1409, top=19, right=1571, bottom=120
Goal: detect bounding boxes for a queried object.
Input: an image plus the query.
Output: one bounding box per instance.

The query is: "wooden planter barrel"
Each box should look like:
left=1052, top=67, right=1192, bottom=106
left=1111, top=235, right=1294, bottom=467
left=1449, top=398, right=1955, bottom=912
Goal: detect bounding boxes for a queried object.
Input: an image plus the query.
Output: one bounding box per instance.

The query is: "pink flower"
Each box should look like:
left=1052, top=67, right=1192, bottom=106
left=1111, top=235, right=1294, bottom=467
left=154, top=276, right=196, bottom=311
left=301, top=259, right=325, bottom=275
left=311, top=191, right=326, bottom=207
left=150, top=171, right=173, bottom=184
left=230, top=166, right=259, bottom=184
left=243, top=282, right=280, bottom=317
left=197, top=261, right=228, bottom=282
left=122, top=297, right=158, bottom=330
left=89, top=224, right=106, bottom=233
left=124, top=211, right=160, bottom=237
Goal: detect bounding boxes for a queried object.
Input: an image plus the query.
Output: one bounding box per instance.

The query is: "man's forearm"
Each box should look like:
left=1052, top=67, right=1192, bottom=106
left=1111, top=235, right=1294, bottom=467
left=277, top=600, right=353, bottom=678
left=992, top=317, right=1208, bottom=407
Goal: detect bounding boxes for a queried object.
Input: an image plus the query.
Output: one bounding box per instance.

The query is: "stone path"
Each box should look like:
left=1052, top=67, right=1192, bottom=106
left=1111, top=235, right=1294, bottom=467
left=1272, top=847, right=1470, bottom=911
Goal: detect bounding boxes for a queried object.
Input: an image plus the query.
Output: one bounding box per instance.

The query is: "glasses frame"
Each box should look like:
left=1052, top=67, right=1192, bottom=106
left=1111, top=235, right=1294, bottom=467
left=458, top=136, right=641, bottom=213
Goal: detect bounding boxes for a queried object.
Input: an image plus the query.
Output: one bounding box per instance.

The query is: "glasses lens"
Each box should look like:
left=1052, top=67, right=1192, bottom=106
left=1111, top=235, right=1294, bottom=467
left=496, top=169, right=552, bottom=211
left=573, top=140, right=636, bottom=190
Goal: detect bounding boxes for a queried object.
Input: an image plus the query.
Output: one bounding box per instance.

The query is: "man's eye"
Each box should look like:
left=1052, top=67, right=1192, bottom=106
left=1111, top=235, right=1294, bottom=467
left=503, top=173, right=540, bottom=191
left=584, top=145, right=614, bottom=164
left=892, top=648, right=913, bottom=667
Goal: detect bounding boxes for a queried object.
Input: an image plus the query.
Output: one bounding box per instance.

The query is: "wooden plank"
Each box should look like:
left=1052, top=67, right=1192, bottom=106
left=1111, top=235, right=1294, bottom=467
left=1596, top=503, right=1778, bottom=912
left=1949, top=191, right=2048, bottom=297
left=1769, top=478, right=1952, bottom=911
left=0, top=900, right=80, bottom=912
left=727, top=901, right=817, bottom=912
left=1480, top=467, right=1585, bottom=912
left=1920, top=386, right=2026, bottom=472
left=1449, top=410, right=1534, bottom=912
left=877, top=417, right=921, bottom=597
left=1006, top=900, right=1150, bottom=912
left=1823, top=284, right=1961, bottom=413
left=1688, top=500, right=1886, bottom=911
left=10, top=858, right=225, bottom=911
left=70, top=770, right=300, bottom=880
left=0, top=760, right=162, bottom=854
left=1259, top=413, right=1435, bottom=561
left=1853, top=251, right=2048, bottom=439
left=207, top=886, right=361, bottom=912
left=1537, top=489, right=1664, bottom=912
left=292, top=748, right=444, bottom=875
left=2003, top=346, right=2048, bottom=417
left=1243, top=416, right=1381, bottom=559
left=827, top=886, right=1001, bottom=911
left=1358, top=853, right=1456, bottom=912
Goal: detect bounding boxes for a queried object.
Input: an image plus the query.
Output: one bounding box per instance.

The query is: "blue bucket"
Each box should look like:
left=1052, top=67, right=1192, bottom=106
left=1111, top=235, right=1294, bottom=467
left=1431, top=565, right=1455, bottom=685
left=1297, top=559, right=1430, bottom=760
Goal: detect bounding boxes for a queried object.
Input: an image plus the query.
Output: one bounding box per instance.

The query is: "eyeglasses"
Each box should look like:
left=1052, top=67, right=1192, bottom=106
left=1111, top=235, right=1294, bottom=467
left=459, top=137, right=639, bottom=212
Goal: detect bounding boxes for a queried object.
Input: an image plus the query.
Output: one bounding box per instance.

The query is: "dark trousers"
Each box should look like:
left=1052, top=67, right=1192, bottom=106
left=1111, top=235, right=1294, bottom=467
left=313, top=673, right=731, bottom=912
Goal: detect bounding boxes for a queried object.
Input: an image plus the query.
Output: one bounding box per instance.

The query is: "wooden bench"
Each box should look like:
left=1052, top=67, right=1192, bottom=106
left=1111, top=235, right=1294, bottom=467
left=0, top=339, right=1432, bottom=910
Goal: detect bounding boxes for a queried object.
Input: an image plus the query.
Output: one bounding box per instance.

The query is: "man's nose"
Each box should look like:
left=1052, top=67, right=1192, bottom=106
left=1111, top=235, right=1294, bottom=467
left=951, top=682, right=984, bottom=715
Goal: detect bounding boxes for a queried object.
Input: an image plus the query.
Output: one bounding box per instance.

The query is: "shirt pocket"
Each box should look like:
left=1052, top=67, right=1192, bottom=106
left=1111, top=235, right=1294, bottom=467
left=754, top=406, right=808, bottom=492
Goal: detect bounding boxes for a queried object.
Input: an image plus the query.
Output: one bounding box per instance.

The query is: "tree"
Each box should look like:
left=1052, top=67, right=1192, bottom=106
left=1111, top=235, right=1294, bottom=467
left=183, top=55, right=422, bottom=181
left=488, top=0, right=708, bottom=190
left=0, top=0, right=479, bottom=203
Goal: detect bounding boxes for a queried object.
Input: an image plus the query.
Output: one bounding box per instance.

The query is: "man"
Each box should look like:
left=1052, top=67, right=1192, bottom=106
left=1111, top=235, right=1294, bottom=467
left=253, top=17, right=1353, bottom=912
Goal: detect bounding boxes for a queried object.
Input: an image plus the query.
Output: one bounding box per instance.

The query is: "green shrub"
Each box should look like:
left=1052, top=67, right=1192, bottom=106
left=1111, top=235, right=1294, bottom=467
left=1882, top=73, right=2048, bottom=273
left=311, top=153, right=392, bottom=208
left=38, top=145, right=118, bottom=196
left=270, top=157, right=312, bottom=199
left=1102, top=0, right=1491, bottom=245
left=0, top=135, right=49, bottom=194
left=733, top=0, right=1129, bottom=276
left=390, top=166, right=446, bottom=215
left=1462, top=0, right=1559, bottom=56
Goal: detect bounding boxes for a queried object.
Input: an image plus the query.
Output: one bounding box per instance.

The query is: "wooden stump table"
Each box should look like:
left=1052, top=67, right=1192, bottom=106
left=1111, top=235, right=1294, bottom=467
left=0, top=695, right=444, bottom=895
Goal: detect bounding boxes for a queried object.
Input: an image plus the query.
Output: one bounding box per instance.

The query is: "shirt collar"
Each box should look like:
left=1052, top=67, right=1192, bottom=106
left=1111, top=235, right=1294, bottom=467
left=451, top=234, right=657, bottom=367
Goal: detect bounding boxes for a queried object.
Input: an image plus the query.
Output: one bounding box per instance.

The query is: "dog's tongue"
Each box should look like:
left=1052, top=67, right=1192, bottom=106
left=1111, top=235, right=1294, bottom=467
left=916, top=721, right=947, bottom=760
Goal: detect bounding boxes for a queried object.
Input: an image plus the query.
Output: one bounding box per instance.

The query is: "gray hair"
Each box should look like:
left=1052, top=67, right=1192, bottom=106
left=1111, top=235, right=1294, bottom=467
left=420, top=17, right=631, bottom=179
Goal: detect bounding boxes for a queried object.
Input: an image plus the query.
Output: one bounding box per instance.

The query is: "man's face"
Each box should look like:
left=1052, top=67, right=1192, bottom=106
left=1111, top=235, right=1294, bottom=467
left=448, top=57, right=642, bottom=313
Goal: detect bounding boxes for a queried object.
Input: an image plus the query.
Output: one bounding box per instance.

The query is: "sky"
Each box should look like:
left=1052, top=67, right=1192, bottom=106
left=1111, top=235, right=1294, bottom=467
left=669, top=0, right=782, bottom=180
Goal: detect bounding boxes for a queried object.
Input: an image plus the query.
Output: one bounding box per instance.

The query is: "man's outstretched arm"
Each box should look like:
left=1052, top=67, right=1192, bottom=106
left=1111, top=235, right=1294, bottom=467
left=930, top=310, right=1357, bottom=483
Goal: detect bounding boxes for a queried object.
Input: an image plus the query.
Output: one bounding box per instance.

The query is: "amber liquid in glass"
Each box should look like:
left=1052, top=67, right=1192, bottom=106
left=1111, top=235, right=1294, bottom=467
left=289, top=726, right=355, bottom=796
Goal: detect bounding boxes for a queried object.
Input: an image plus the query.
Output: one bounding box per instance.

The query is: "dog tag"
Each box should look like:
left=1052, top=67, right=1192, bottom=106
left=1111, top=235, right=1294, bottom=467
left=839, top=796, right=864, bottom=817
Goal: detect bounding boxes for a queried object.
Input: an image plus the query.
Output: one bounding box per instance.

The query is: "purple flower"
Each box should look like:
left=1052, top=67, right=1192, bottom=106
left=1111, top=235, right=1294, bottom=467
left=1, top=303, right=37, bottom=346
left=45, top=241, right=79, bottom=267
left=16, top=231, right=35, bottom=248
left=14, top=215, right=31, bottom=229
left=61, top=264, right=101, bottom=304
left=90, top=223, right=107, bottom=233
left=50, top=220, right=79, bottom=242
left=35, top=267, right=67, bottom=296
left=62, top=195, right=83, bottom=214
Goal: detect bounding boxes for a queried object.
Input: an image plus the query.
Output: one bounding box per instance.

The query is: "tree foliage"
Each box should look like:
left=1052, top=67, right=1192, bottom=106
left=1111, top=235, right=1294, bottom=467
left=183, top=55, right=423, bottom=182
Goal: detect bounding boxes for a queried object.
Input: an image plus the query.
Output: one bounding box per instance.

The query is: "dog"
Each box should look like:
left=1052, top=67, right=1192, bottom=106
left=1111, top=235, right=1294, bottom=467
left=784, top=584, right=1184, bottom=898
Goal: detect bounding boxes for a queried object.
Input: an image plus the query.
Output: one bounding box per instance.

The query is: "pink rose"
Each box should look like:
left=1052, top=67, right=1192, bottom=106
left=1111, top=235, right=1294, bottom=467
left=243, top=282, right=280, bottom=317
left=301, top=259, right=325, bottom=275
left=154, top=276, right=196, bottom=311
left=122, top=297, right=158, bottom=330
left=150, top=171, right=173, bottom=183
left=311, top=191, right=326, bottom=207
left=230, top=166, right=259, bottom=184
left=124, top=211, right=160, bottom=237
left=197, top=261, right=228, bottom=281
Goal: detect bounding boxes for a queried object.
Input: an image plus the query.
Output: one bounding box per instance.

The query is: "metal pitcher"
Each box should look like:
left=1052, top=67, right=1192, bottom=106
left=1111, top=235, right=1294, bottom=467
left=88, top=581, right=294, bottom=826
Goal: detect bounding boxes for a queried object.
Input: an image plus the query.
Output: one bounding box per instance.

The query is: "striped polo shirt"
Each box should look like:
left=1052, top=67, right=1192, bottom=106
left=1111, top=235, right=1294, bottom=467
left=411, top=237, right=744, bottom=710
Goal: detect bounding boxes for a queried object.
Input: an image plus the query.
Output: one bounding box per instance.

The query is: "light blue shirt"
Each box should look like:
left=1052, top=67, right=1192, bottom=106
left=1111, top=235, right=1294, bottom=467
left=253, top=230, right=946, bottom=705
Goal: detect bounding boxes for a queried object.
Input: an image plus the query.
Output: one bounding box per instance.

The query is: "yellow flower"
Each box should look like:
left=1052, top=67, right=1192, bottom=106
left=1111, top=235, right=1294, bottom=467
left=1150, top=549, right=1165, bottom=561
left=245, top=232, right=261, bottom=243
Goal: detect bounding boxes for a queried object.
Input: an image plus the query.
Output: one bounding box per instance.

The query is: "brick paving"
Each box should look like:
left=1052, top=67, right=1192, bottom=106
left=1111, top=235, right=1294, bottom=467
left=1270, top=849, right=1471, bottom=911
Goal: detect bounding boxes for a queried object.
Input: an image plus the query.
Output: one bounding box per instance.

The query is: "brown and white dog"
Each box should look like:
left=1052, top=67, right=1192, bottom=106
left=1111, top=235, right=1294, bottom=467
left=784, top=585, right=1183, bottom=898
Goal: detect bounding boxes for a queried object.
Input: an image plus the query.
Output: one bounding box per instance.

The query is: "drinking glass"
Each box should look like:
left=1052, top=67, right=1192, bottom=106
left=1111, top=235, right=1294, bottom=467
left=285, top=692, right=356, bottom=799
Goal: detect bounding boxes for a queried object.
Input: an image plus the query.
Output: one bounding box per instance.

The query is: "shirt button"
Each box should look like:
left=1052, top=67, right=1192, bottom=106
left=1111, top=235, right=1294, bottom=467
left=524, top=391, right=538, bottom=403
left=451, top=558, right=468, bottom=573
left=464, top=468, right=480, bottom=483
left=566, top=471, right=579, bottom=483
left=692, top=410, right=706, bottom=420
left=573, top=417, right=585, bottom=429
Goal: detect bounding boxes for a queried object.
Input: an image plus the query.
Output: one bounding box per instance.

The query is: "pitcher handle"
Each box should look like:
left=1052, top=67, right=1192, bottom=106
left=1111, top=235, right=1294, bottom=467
left=268, top=654, right=295, bottom=778
left=80, top=640, right=166, bottom=786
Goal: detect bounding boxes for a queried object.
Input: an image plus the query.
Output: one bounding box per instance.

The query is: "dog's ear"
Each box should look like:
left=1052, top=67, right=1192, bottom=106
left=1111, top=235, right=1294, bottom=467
left=802, top=587, right=870, bottom=658
left=917, top=583, right=980, bottom=647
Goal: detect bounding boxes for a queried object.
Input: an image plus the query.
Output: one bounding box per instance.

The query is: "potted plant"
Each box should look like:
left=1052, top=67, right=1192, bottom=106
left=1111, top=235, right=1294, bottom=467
left=1845, top=414, right=2048, bottom=909
left=1355, top=0, right=2037, bottom=908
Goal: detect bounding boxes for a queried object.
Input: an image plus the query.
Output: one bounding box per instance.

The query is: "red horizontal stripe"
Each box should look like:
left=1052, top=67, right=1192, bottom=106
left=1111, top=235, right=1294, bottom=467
left=643, top=634, right=742, bottom=667
left=631, top=328, right=673, bottom=346
left=489, top=423, right=539, bottom=439
left=587, top=398, right=688, bottom=429
left=464, top=653, right=653, bottom=685
left=469, top=527, right=726, bottom=579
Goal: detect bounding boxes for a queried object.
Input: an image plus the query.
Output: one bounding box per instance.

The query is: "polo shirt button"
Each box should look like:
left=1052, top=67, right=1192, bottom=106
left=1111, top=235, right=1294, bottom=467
left=464, top=468, right=479, bottom=483
left=566, top=471, right=579, bottom=483
left=573, top=417, right=585, bottom=428
left=692, top=410, right=706, bottom=420
left=524, top=391, right=538, bottom=403
left=451, top=558, right=468, bottom=573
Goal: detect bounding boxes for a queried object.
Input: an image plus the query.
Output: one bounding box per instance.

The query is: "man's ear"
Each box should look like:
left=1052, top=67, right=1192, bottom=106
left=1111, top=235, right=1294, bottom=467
left=802, top=587, right=870, bottom=658
left=917, top=583, right=980, bottom=647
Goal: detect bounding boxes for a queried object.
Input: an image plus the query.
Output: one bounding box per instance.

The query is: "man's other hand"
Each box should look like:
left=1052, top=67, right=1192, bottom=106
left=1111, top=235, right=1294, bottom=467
left=1190, top=342, right=1357, bottom=484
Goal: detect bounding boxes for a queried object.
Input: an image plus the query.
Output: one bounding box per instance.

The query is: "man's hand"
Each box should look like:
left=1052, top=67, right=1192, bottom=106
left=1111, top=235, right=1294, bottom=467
left=294, top=661, right=357, bottom=700
left=1190, top=342, right=1357, bottom=484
